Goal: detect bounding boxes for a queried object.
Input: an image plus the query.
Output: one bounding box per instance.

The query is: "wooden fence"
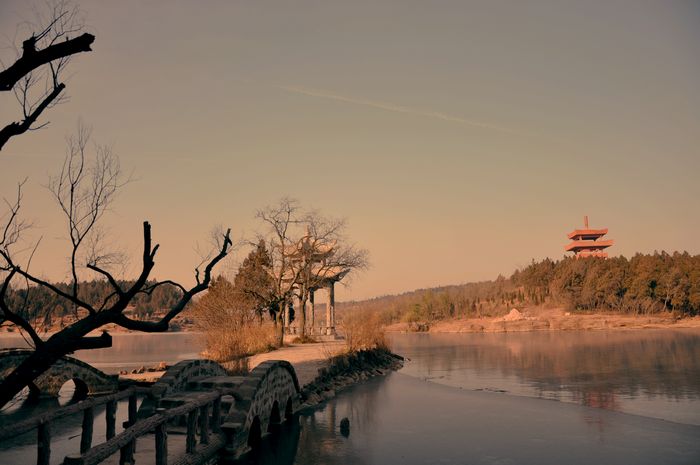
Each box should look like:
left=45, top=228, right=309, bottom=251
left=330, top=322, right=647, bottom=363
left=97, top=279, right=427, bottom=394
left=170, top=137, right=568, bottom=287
left=0, top=386, right=146, bottom=465
left=0, top=386, right=242, bottom=465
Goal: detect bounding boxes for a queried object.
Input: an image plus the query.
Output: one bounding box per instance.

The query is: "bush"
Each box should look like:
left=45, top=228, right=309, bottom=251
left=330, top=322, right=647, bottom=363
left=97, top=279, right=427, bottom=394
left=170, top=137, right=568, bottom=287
left=340, top=308, right=387, bottom=352
left=192, top=276, right=277, bottom=363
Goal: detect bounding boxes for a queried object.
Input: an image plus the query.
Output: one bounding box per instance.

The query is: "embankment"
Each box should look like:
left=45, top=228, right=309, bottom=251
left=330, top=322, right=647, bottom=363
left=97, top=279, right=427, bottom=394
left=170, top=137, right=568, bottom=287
left=386, top=307, right=700, bottom=334
left=298, top=348, right=404, bottom=409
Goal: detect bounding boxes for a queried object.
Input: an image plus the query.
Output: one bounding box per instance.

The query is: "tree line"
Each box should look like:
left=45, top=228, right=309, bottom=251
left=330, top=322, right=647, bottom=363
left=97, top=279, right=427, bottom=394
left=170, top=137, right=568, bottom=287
left=2, top=279, right=184, bottom=332
left=341, top=252, right=700, bottom=328
left=513, top=252, right=700, bottom=316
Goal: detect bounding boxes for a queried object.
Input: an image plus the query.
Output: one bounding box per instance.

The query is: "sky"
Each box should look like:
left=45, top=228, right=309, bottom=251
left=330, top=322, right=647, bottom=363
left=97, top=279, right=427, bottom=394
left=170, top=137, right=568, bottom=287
left=0, top=0, right=699, bottom=301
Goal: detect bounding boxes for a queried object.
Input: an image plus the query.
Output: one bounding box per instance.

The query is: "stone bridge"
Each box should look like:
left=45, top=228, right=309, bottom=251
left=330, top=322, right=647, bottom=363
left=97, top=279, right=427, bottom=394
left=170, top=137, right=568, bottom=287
left=139, top=358, right=301, bottom=455
left=0, top=353, right=302, bottom=462
left=0, top=349, right=119, bottom=398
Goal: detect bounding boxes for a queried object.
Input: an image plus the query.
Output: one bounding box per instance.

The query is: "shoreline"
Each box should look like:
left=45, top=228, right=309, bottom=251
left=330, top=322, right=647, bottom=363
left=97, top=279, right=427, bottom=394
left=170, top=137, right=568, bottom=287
left=385, top=307, right=700, bottom=334
left=119, top=341, right=404, bottom=397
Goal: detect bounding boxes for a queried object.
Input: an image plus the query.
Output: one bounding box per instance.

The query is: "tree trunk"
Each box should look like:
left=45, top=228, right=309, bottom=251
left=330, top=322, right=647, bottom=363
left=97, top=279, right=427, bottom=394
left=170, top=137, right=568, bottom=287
left=0, top=308, right=112, bottom=408
left=0, top=347, right=61, bottom=408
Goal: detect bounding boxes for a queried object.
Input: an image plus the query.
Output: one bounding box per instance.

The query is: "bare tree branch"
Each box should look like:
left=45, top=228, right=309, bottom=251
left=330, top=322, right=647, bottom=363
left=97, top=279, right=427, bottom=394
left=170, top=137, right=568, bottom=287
left=114, top=228, right=233, bottom=332
left=0, top=269, right=43, bottom=347
left=1, top=0, right=94, bottom=150
left=0, top=33, right=93, bottom=91
left=0, top=82, right=64, bottom=150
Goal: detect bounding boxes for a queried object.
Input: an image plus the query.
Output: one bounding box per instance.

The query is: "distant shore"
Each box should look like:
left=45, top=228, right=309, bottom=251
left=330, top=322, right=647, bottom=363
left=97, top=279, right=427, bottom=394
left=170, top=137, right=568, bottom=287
left=385, top=306, right=700, bottom=333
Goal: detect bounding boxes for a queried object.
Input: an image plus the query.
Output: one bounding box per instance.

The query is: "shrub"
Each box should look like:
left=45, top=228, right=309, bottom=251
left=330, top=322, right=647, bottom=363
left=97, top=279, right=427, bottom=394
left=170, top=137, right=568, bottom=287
left=193, top=276, right=277, bottom=363
left=340, top=308, right=387, bottom=352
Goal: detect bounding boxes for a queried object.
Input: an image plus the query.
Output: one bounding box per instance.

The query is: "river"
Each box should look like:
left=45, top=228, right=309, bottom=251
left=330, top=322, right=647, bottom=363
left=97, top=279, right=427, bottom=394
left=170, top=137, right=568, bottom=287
left=1, top=329, right=699, bottom=464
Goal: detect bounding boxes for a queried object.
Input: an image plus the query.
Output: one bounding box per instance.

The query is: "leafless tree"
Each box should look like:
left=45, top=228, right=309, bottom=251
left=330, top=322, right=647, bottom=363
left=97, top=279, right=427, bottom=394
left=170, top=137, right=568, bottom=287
left=0, top=126, right=232, bottom=409
left=293, top=211, right=368, bottom=337
left=255, top=198, right=305, bottom=345
left=255, top=198, right=368, bottom=343
left=0, top=0, right=95, bottom=150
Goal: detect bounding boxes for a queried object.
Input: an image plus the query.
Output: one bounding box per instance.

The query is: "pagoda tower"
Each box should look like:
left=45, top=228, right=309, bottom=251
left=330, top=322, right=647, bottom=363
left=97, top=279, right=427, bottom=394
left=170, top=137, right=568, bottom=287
left=564, top=216, right=613, bottom=258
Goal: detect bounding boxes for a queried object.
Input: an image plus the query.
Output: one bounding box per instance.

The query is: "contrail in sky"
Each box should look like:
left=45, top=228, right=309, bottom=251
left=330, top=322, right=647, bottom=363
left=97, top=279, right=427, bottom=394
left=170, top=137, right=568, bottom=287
left=277, top=85, right=525, bottom=136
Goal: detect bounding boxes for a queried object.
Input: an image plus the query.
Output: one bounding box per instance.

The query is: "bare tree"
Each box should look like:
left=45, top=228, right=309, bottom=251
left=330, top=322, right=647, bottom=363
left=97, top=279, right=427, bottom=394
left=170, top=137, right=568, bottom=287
left=0, top=0, right=95, bottom=150
left=0, top=127, right=232, bottom=409
left=255, top=198, right=368, bottom=343
left=255, top=198, right=305, bottom=346
left=293, top=211, right=368, bottom=337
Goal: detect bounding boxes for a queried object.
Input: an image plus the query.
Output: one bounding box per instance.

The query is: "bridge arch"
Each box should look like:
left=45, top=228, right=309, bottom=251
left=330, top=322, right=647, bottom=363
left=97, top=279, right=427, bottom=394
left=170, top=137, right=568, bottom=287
left=224, top=360, right=300, bottom=451
left=132, top=358, right=301, bottom=456
left=138, top=358, right=229, bottom=418
left=0, top=349, right=118, bottom=398
left=58, top=378, right=89, bottom=404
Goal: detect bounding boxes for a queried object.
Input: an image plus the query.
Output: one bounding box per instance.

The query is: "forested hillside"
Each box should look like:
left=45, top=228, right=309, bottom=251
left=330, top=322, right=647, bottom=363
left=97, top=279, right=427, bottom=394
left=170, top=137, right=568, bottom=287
left=2, top=280, right=183, bottom=331
left=340, top=252, right=700, bottom=327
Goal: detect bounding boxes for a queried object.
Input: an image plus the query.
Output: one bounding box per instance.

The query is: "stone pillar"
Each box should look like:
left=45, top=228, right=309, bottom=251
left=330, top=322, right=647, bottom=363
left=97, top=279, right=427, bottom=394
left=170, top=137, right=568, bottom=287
left=283, top=301, right=290, bottom=330
left=298, top=295, right=306, bottom=334
left=326, top=281, right=335, bottom=335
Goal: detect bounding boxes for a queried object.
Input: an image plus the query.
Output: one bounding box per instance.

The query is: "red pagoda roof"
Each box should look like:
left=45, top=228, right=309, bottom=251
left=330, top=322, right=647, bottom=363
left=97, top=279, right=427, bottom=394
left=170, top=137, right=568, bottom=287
left=564, top=216, right=614, bottom=258
left=567, top=228, right=608, bottom=240
left=564, top=239, right=614, bottom=252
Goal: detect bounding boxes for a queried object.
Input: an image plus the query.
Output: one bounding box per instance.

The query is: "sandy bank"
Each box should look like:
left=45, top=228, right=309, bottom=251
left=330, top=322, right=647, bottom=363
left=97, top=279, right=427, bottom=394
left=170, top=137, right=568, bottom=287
left=121, top=340, right=347, bottom=386
left=386, top=306, right=700, bottom=334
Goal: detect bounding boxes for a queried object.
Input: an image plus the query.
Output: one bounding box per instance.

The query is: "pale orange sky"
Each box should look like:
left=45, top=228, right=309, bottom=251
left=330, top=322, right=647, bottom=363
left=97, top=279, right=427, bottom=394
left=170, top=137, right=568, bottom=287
left=1, top=1, right=699, bottom=301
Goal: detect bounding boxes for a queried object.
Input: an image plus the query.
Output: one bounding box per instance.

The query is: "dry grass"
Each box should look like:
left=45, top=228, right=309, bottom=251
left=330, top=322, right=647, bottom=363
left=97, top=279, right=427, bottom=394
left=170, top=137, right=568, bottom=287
left=340, top=308, right=387, bottom=352
left=198, top=321, right=277, bottom=364
left=320, top=340, right=347, bottom=360
left=291, top=335, right=318, bottom=344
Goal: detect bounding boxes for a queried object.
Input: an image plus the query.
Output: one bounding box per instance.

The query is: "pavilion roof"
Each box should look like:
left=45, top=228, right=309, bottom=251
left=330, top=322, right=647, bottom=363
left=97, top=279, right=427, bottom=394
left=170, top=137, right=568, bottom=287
left=564, top=239, right=614, bottom=252
left=567, top=228, right=608, bottom=240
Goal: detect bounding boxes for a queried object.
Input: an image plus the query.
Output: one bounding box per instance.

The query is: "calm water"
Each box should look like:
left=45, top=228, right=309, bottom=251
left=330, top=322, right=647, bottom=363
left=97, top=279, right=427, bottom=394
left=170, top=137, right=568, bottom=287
left=2, top=329, right=700, bottom=464
left=0, top=332, right=205, bottom=374
left=0, top=332, right=206, bottom=465
left=240, top=329, right=700, bottom=465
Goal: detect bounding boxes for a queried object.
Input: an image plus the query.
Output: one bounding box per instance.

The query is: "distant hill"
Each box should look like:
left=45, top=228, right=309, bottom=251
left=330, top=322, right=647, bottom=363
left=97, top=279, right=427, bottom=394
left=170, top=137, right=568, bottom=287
left=339, top=252, right=700, bottom=328
left=1, top=280, right=183, bottom=332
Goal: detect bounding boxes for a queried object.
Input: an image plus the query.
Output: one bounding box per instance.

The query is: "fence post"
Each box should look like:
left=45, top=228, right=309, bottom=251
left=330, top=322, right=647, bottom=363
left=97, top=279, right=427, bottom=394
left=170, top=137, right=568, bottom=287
left=106, top=400, right=117, bottom=440
left=120, top=392, right=138, bottom=465
left=80, top=407, right=94, bottom=453
left=199, top=404, right=209, bottom=445
left=186, top=409, right=197, bottom=453
left=220, top=422, right=239, bottom=464
left=37, top=422, right=51, bottom=465
left=128, top=393, right=137, bottom=425
left=211, top=397, right=221, bottom=432
left=155, top=408, right=168, bottom=465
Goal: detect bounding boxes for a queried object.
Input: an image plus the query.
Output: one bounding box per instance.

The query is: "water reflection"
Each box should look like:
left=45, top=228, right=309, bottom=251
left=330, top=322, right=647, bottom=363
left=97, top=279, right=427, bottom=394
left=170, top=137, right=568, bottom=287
left=2, top=330, right=700, bottom=464
left=0, top=332, right=205, bottom=374
left=240, top=373, right=700, bottom=465
left=237, top=376, right=388, bottom=465
left=390, top=329, right=700, bottom=424
left=0, top=396, right=140, bottom=465
left=236, top=419, right=301, bottom=465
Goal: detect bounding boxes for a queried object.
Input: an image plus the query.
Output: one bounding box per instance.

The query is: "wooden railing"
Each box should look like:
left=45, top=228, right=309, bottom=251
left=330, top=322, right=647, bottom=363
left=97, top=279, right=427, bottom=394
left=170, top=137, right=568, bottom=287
left=0, top=386, right=148, bottom=465
left=62, top=390, right=231, bottom=465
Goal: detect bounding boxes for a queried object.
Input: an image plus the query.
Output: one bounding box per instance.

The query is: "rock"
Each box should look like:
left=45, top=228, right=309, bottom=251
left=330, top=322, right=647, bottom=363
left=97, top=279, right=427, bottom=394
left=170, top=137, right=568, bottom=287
left=340, top=417, right=350, bottom=437
left=119, top=370, right=128, bottom=375
left=321, top=389, right=336, bottom=400
left=503, top=308, right=524, bottom=322
left=156, top=361, right=168, bottom=371
left=134, top=365, right=146, bottom=374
